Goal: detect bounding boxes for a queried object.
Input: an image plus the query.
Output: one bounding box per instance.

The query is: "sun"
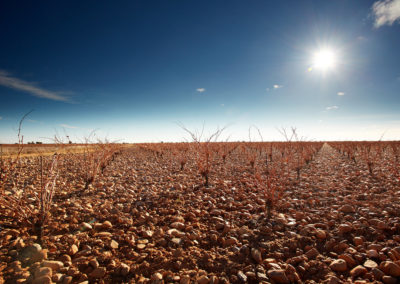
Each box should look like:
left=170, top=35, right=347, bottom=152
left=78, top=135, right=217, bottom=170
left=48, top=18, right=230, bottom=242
left=311, top=49, right=336, bottom=72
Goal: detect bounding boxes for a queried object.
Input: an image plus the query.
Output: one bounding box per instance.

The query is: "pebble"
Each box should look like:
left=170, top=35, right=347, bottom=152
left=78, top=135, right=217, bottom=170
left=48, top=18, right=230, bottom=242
left=69, top=244, right=78, bottom=255
left=353, top=237, right=364, bottom=246
left=305, top=248, right=319, bottom=260
left=224, top=237, right=238, bottom=246
left=330, top=259, right=347, bottom=272
left=251, top=248, right=262, bottom=264
left=381, top=261, right=400, bottom=277
left=62, top=276, right=73, bottom=284
left=339, top=205, right=355, bottom=213
left=350, top=265, right=367, bottom=277
left=41, top=260, right=64, bottom=272
left=316, top=229, right=326, bottom=240
left=267, top=269, right=289, bottom=284
left=119, top=263, right=130, bottom=276
left=171, top=222, right=185, bottom=230
left=170, top=238, right=181, bottom=245
left=339, top=254, right=357, bottom=268
left=151, top=272, right=163, bottom=281
left=32, top=276, right=52, bottom=284
left=382, top=275, right=397, bottom=284
left=197, top=275, right=209, bottom=284
left=180, top=275, right=190, bottom=284
left=371, top=267, right=384, bottom=280
left=110, top=240, right=119, bottom=249
left=257, top=272, right=268, bottom=281
left=89, top=267, right=106, bottom=279
left=338, top=224, right=353, bottom=234
left=142, top=230, right=154, bottom=238
left=363, top=259, right=378, bottom=269
left=102, top=221, right=113, bottom=229
left=81, top=222, right=92, bottom=231
left=35, top=267, right=52, bottom=278
left=367, top=249, right=378, bottom=258
left=237, top=271, right=247, bottom=282
left=89, top=258, right=99, bottom=269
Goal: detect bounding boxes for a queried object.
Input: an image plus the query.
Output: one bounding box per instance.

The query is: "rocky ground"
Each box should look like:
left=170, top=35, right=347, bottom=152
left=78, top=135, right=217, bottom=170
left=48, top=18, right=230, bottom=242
left=1, top=143, right=400, bottom=284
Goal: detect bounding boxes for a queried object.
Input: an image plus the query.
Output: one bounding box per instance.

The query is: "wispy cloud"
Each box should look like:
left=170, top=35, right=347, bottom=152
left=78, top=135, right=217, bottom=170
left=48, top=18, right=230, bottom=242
left=326, top=106, right=339, bottom=111
left=337, top=91, right=345, bottom=96
left=59, top=124, right=78, bottom=129
left=0, top=70, right=69, bottom=102
left=196, top=88, right=206, bottom=93
left=372, top=0, right=400, bottom=28
left=0, top=116, right=2, bottom=120
left=273, top=84, right=283, bottom=89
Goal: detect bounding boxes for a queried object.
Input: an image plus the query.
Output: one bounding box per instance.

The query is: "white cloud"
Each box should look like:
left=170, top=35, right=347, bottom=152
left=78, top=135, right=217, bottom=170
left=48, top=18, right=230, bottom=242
left=59, top=124, right=78, bottom=129
left=196, top=88, right=206, bottom=93
left=221, top=104, right=225, bottom=107
left=273, top=84, right=283, bottom=89
left=372, top=0, right=400, bottom=28
left=337, top=91, right=345, bottom=96
left=326, top=106, right=339, bottom=111
left=0, top=70, right=69, bottom=102
left=0, top=116, right=2, bottom=120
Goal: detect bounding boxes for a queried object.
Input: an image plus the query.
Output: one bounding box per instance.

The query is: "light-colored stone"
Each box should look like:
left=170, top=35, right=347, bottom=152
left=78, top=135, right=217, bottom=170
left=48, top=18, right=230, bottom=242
left=151, top=272, right=163, bottom=281
left=42, top=260, right=64, bottom=272
left=237, top=271, right=247, bottom=282
left=81, top=222, right=92, bottom=231
left=69, top=244, right=78, bottom=255
left=330, top=259, right=347, bottom=272
left=364, top=259, right=378, bottom=269
left=110, top=240, right=119, bottom=249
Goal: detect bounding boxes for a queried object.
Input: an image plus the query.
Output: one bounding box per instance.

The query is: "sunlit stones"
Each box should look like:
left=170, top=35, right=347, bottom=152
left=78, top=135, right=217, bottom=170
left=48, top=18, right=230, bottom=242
left=310, top=49, right=337, bottom=72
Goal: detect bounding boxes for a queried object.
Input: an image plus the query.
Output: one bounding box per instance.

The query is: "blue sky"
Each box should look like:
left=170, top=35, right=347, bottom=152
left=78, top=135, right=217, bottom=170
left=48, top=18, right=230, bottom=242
left=1, top=0, right=400, bottom=143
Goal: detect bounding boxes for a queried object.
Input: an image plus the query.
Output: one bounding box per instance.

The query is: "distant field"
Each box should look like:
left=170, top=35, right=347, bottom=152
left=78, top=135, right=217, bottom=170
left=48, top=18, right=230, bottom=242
left=0, top=143, right=133, bottom=157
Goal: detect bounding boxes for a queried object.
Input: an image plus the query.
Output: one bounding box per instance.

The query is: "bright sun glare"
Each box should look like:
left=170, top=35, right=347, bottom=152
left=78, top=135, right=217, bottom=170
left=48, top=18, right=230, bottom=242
left=311, top=49, right=336, bottom=71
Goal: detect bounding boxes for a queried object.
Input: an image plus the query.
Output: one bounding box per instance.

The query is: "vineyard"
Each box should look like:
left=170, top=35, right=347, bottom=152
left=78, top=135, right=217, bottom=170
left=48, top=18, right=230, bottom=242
left=1, top=140, right=400, bottom=283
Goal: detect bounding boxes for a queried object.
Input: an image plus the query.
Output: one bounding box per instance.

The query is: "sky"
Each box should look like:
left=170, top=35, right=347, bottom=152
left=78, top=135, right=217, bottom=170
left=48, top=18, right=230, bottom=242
left=1, top=0, right=400, bottom=143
